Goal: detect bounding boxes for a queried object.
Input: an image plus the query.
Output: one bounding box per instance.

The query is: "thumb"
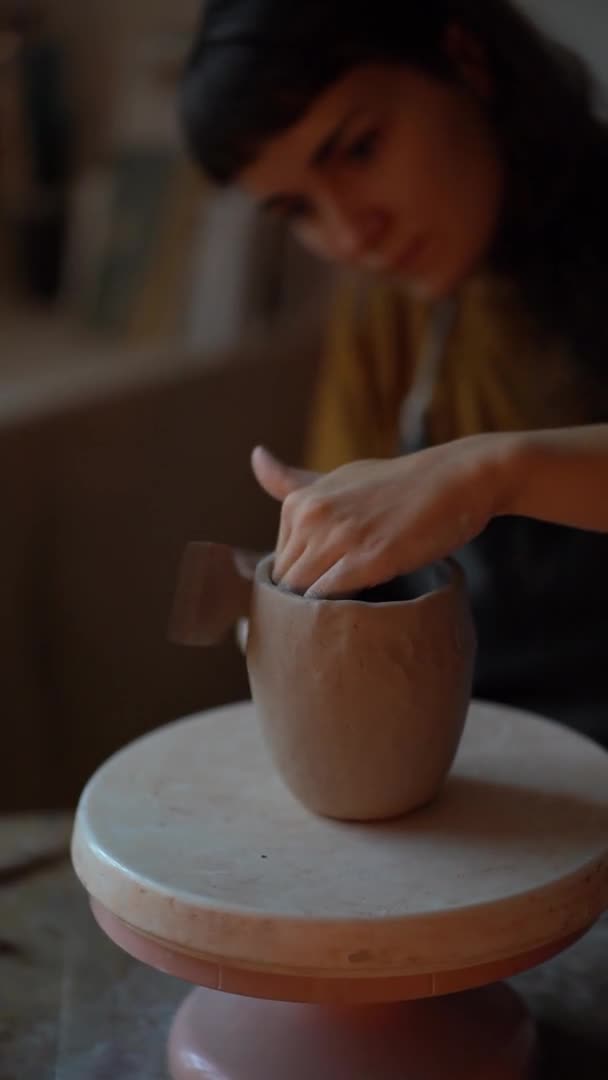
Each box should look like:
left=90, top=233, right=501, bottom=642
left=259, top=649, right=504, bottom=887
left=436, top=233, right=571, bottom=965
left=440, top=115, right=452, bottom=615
left=251, top=446, right=318, bottom=502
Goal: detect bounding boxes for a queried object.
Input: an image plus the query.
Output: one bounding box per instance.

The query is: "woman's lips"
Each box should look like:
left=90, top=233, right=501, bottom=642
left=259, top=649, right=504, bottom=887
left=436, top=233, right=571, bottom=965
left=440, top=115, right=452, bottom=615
left=360, top=235, right=433, bottom=276
left=390, top=234, right=432, bottom=275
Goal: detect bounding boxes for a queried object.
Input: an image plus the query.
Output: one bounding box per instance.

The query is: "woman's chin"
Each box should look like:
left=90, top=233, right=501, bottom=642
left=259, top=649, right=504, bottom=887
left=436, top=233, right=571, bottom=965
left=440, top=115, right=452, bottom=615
left=402, top=252, right=486, bottom=301
left=400, top=270, right=458, bottom=302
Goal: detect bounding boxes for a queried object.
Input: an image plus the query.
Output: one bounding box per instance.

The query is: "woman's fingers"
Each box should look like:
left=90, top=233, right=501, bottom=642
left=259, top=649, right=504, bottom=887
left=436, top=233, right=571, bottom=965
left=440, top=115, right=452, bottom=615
left=280, top=536, right=387, bottom=598
left=275, top=502, right=293, bottom=566
left=305, top=544, right=396, bottom=599
left=273, top=531, right=308, bottom=583
left=278, top=526, right=353, bottom=592
left=251, top=446, right=318, bottom=502
left=279, top=544, right=338, bottom=594
left=305, top=554, right=370, bottom=599
left=252, top=446, right=323, bottom=579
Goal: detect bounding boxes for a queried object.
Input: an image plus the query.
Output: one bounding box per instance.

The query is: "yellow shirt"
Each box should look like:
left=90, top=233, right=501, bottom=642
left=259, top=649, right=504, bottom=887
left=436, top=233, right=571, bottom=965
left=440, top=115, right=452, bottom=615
left=307, top=272, right=595, bottom=472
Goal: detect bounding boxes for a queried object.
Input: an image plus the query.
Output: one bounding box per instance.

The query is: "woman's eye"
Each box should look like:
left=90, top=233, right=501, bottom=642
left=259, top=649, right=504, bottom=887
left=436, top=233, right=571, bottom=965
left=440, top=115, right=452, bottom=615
left=345, top=130, right=379, bottom=164
left=272, top=198, right=311, bottom=223
left=287, top=198, right=312, bottom=221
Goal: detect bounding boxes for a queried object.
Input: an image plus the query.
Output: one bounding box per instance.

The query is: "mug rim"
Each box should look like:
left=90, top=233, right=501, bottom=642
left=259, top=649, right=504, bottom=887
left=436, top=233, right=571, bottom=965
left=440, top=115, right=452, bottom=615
left=254, top=554, right=466, bottom=608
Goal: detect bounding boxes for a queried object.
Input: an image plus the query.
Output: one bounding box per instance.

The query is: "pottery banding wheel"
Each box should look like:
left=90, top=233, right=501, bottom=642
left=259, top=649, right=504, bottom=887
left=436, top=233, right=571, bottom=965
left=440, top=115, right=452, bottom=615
left=72, top=701, right=608, bottom=1078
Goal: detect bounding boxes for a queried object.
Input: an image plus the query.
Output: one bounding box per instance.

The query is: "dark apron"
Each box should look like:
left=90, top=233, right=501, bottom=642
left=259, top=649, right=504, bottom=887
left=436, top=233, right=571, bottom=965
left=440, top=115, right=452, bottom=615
left=401, top=301, right=608, bottom=748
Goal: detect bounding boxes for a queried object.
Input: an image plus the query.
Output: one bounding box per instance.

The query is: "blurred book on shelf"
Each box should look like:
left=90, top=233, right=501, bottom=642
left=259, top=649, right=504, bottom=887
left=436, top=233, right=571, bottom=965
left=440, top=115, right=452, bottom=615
left=0, top=4, right=74, bottom=304
left=0, top=1, right=328, bottom=359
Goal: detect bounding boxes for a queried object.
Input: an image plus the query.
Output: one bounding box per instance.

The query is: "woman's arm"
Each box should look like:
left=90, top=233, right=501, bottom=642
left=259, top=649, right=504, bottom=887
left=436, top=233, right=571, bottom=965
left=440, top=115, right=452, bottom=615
left=505, top=425, right=608, bottom=533
left=251, top=424, right=608, bottom=597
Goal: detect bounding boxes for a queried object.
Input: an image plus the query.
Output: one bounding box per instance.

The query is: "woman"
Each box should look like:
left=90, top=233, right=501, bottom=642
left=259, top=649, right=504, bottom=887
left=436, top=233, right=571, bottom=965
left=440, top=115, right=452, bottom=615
left=181, top=0, right=608, bottom=743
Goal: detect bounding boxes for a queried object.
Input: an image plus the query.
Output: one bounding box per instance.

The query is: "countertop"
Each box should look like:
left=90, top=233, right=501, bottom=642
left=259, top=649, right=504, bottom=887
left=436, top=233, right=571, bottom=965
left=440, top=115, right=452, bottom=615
left=0, top=308, right=219, bottom=429
left=1, top=814, right=606, bottom=1080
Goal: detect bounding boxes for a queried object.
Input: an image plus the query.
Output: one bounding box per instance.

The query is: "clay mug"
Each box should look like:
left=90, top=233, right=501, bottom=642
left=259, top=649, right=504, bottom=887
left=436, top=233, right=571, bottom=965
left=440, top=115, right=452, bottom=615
left=170, top=543, right=476, bottom=822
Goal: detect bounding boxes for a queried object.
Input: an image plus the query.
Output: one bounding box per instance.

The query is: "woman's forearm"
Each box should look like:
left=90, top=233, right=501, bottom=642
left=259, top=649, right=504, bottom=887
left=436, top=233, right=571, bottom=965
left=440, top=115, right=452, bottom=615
left=501, top=425, right=608, bottom=533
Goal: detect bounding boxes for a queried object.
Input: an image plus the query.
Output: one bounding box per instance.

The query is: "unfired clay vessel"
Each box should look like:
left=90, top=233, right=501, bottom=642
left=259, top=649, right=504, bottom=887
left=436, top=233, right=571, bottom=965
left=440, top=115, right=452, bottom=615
left=170, top=543, right=476, bottom=822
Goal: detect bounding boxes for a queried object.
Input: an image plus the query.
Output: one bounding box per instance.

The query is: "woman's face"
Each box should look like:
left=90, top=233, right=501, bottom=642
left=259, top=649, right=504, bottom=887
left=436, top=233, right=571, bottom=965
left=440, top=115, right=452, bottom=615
left=238, top=61, right=504, bottom=298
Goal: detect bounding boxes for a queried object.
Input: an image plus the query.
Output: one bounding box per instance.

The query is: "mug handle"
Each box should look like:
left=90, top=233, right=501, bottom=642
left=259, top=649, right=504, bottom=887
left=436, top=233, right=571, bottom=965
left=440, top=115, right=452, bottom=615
left=168, top=542, right=264, bottom=647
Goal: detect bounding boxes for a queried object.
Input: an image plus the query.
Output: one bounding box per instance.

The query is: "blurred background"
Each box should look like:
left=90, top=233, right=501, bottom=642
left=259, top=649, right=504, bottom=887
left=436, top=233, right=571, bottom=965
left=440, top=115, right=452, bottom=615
left=0, top=0, right=605, bottom=811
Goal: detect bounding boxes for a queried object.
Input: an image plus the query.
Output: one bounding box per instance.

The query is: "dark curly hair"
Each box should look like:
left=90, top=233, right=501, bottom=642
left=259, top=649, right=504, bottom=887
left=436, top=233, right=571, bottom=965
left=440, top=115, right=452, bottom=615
left=181, top=0, right=608, bottom=382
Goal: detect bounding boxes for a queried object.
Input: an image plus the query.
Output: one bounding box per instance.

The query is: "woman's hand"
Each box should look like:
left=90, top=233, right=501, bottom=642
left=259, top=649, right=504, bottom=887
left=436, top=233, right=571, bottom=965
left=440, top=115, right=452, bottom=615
left=251, top=435, right=517, bottom=597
